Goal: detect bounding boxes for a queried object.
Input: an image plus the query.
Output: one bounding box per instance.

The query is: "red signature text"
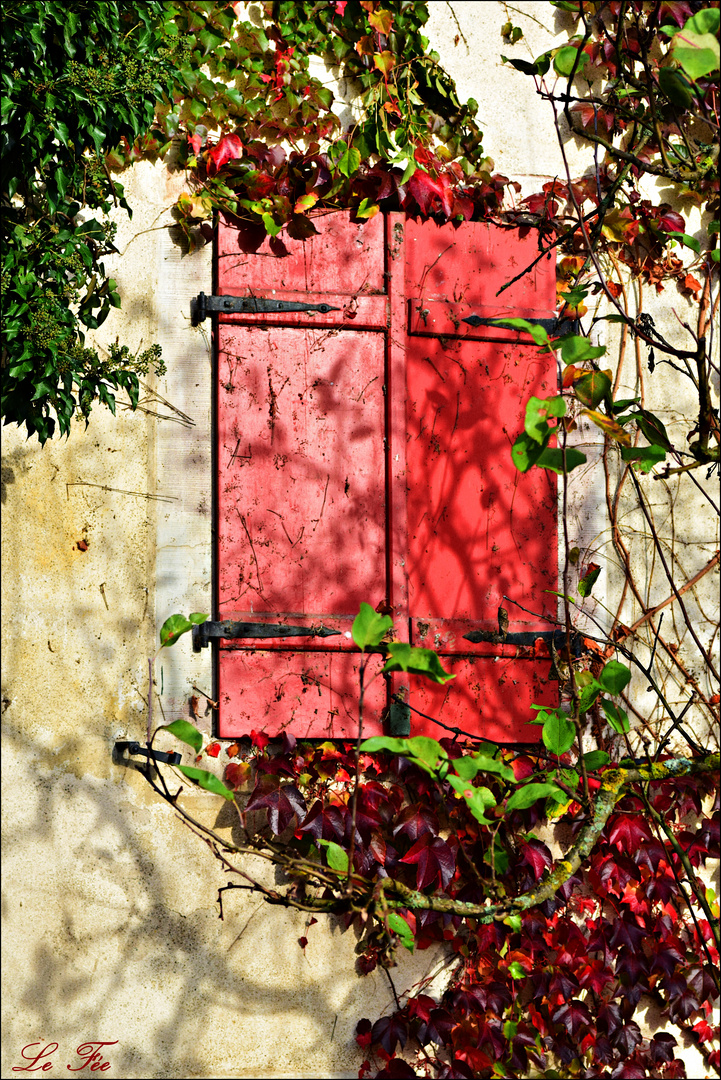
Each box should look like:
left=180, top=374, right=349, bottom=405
left=12, top=1042, right=118, bottom=1072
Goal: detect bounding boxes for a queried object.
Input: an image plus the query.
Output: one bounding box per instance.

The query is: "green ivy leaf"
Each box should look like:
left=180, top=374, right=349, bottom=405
left=665, top=231, right=701, bottom=253
left=525, top=395, right=566, bottom=443
left=511, top=431, right=546, bottom=472
left=351, top=602, right=393, bottom=651
left=598, top=659, right=632, bottom=695
left=573, top=370, right=612, bottom=408
left=360, top=736, right=411, bottom=754
left=582, top=750, right=610, bottom=770
left=578, top=564, right=602, bottom=597
left=670, top=9, right=720, bottom=80
left=577, top=679, right=602, bottom=714
left=560, top=337, right=607, bottom=365
left=536, top=447, right=587, bottom=474
left=447, top=775, right=496, bottom=824
left=387, top=912, right=415, bottom=952
left=621, top=445, right=667, bottom=472
left=452, top=750, right=515, bottom=784
left=317, top=838, right=349, bottom=872
left=381, top=642, right=455, bottom=685
left=600, top=698, right=630, bottom=734
left=176, top=765, right=235, bottom=801
left=161, top=719, right=203, bottom=755
left=491, top=318, right=549, bottom=346
left=542, top=711, right=576, bottom=755
left=501, top=54, right=550, bottom=76
left=159, top=612, right=209, bottom=647
left=506, top=781, right=565, bottom=811
left=635, top=410, right=672, bottom=450
left=553, top=44, right=589, bottom=77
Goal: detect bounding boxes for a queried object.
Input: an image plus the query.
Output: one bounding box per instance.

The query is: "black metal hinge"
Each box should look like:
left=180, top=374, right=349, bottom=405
left=462, top=314, right=580, bottom=336
left=193, top=620, right=341, bottom=651
left=114, top=741, right=182, bottom=766
left=463, top=627, right=583, bottom=656
left=191, top=292, right=341, bottom=325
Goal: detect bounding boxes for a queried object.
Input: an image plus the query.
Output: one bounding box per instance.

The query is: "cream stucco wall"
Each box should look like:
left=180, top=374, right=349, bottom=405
left=2, top=4, right=718, bottom=1078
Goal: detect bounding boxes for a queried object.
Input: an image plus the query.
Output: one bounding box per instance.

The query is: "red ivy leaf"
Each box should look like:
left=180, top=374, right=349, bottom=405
left=407, top=169, right=454, bottom=217
left=356, top=1018, right=372, bottom=1049
left=205, top=741, right=220, bottom=758
left=207, top=133, right=243, bottom=176
left=225, top=761, right=251, bottom=788
left=606, top=813, right=653, bottom=853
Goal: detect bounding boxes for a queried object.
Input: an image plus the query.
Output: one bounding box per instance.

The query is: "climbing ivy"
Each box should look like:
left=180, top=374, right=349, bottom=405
left=1, top=0, right=503, bottom=442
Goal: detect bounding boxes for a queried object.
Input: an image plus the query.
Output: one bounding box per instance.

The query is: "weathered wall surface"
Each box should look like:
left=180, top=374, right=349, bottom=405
left=2, top=4, right=718, bottom=1078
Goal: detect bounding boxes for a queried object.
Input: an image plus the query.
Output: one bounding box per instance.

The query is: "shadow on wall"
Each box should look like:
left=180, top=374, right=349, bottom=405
left=2, top=715, right=393, bottom=1078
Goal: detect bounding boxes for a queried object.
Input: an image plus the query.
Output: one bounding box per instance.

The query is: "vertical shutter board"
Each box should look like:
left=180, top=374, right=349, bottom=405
left=218, top=650, right=387, bottom=739
left=387, top=214, right=410, bottom=635
left=217, top=210, right=387, bottom=296
left=217, top=324, right=386, bottom=620
left=403, top=219, right=560, bottom=742
left=404, top=336, right=558, bottom=639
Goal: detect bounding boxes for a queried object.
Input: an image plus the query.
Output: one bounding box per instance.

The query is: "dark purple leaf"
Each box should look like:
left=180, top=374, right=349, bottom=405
left=592, top=1033, right=615, bottom=1065
left=485, top=981, right=512, bottom=1017
left=649, top=1032, right=678, bottom=1064
left=400, top=833, right=455, bottom=890
left=667, top=986, right=700, bottom=1022
left=375, top=1060, right=417, bottom=1079
left=553, top=1000, right=591, bottom=1037
left=596, top=1000, right=623, bottom=1036
left=519, top=838, right=553, bottom=882
left=633, top=838, right=667, bottom=870
left=372, top=1013, right=408, bottom=1056
left=611, top=1020, right=642, bottom=1055
left=615, top=946, right=649, bottom=985
left=393, top=804, right=439, bottom=842
left=609, top=913, right=646, bottom=951
left=550, top=971, right=580, bottom=1000
left=245, top=777, right=306, bottom=834
left=610, top=1063, right=645, bottom=1079
left=296, top=800, right=346, bottom=841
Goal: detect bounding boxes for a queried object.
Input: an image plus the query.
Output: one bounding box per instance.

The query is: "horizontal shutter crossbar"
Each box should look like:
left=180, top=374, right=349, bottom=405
left=193, top=620, right=341, bottom=651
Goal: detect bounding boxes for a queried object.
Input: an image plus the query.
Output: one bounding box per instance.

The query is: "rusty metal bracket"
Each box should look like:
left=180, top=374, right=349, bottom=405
left=192, top=620, right=341, bottom=651
left=462, top=314, right=580, bottom=336
left=114, top=741, right=182, bottom=766
left=191, top=292, right=342, bottom=325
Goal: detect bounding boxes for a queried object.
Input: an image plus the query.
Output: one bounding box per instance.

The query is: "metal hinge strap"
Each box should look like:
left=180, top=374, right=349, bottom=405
left=462, top=314, right=580, bottom=336
left=114, top=741, right=182, bottom=766
left=193, top=620, right=341, bottom=651
left=191, top=292, right=341, bottom=325
left=463, top=628, right=583, bottom=655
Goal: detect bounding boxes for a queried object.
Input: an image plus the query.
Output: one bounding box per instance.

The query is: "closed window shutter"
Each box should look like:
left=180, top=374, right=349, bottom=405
left=213, top=212, right=559, bottom=741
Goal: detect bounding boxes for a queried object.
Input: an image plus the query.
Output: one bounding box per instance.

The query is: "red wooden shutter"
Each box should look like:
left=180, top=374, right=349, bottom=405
left=214, top=213, right=559, bottom=741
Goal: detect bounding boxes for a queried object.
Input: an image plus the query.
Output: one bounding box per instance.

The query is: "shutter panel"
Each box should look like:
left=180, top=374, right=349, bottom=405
left=213, top=213, right=560, bottom=741
left=402, top=219, right=559, bottom=741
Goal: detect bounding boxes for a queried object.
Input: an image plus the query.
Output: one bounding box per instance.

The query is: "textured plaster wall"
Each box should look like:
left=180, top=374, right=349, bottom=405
left=2, top=4, right=718, bottom=1079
